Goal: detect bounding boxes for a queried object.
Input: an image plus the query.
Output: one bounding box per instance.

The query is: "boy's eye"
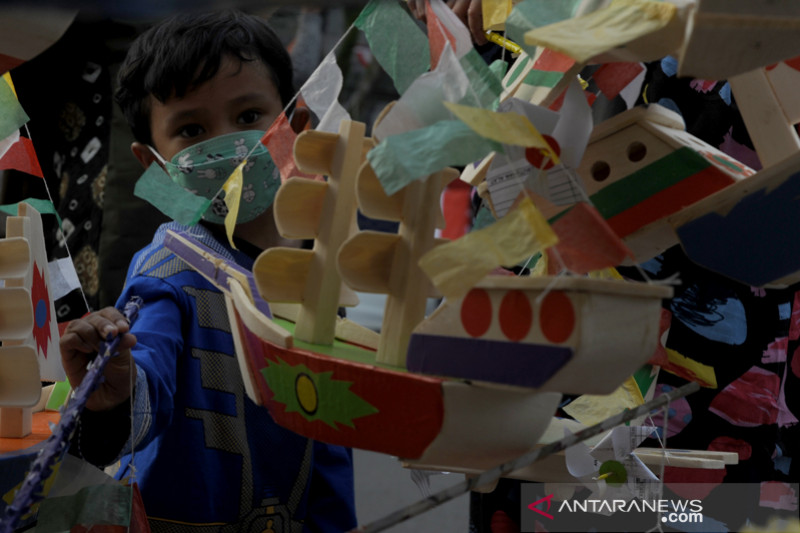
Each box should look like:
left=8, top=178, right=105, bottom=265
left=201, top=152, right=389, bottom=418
left=178, top=124, right=205, bottom=139
left=237, top=109, right=262, bottom=125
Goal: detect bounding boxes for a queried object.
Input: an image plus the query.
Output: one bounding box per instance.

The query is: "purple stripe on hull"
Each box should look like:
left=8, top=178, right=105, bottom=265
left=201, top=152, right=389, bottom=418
left=406, top=333, right=573, bottom=388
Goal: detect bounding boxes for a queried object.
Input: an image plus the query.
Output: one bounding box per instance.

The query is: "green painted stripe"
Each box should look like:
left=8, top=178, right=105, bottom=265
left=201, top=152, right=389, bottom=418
left=274, top=317, right=401, bottom=371
left=523, top=69, right=563, bottom=88
left=590, top=147, right=711, bottom=219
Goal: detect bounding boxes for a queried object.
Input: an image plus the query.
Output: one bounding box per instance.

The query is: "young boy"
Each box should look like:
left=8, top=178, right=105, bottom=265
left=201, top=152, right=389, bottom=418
left=59, top=11, right=357, bottom=532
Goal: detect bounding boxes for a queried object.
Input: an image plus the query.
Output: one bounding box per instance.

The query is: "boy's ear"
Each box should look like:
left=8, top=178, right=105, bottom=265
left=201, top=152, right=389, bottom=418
left=131, top=142, right=160, bottom=170
left=289, top=106, right=311, bottom=134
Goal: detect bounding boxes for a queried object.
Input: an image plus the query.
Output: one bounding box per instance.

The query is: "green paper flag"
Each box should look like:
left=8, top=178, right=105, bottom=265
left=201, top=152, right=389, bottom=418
left=355, top=0, right=430, bottom=95
left=367, top=120, right=502, bottom=196
left=134, top=162, right=211, bottom=226
left=0, top=198, right=62, bottom=227
left=458, top=48, right=504, bottom=109
left=36, top=484, right=132, bottom=532
left=0, top=74, right=28, bottom=140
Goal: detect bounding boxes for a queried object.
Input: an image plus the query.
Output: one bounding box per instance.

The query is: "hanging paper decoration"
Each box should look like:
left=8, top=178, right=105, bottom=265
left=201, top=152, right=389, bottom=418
left=0, top=134, right=43, bottom=178
left=222, top=162, right=245, bottom=249
left=133, top=163, right=211, bottom=226
left=354, top=0, right=430, bottom=95
left=299, top=51, right=350, bottom=133
left=260, top=113, right=316, bottom=183
left=486, top=79, right=592, bottom=218
left=547, top=202, right=634, bottom=274
left=0, top=129, right=18, bottom=159
left=0, top=73, right=28, bottom=140
left=591, top=62, right=646, bottom=101
left=367, top=120, right=501, bottom=196
left=523, top=0, right=677, bottom=64
left=424, top=0, right=472, bottom=68
left=444, top=100, right=556, bottom=152
left=483, top=0, right=513, bottom=31
left=418, top=197, right=558, bottom=300
left=372, top=44, right=471, bottom=141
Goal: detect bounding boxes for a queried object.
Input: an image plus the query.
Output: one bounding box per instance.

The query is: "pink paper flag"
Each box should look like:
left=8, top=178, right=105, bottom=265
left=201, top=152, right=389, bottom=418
left=261, top=113, right=317, bottom=183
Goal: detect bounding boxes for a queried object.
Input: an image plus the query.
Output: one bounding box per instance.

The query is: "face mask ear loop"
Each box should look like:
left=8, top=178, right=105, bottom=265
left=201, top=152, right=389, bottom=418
left=147, top=145, right=170, bottom=167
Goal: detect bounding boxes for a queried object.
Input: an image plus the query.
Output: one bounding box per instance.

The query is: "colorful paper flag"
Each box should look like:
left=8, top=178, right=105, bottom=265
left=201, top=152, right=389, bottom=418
left=548, top=202, right=634, bottom=274
left=0, top=73, right=28, bottom=140
left=483, top=0, right=513, bottom=31
left=444, top=100, right=556, bottom=152
left=419, top=197, right=558, bottom=300
left=133, top=162, right=211, bottom=226
left=261, top=112, right=317, bottom=183
left=299, top=51, right=350, bottom=133
left=0, top=135, right=43, bottom=177
left=372, top=43, right=470, bottom=141
left=591, top=62, right=646, bottom=100
left=367, top=120, right=501, bottom=196
left=524, top=0, right=677, bottom=63
left=425, top=0, right=472, bottom=69
left=355, top=0, right=430, bottom=94
left=0, top=129, right=18, bottom=159
left=222, top=162, right=245, bottom=249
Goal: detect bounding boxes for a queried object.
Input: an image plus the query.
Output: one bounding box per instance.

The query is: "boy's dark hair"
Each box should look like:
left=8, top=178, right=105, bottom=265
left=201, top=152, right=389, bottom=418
left=115, top=10, right=294, bottom=145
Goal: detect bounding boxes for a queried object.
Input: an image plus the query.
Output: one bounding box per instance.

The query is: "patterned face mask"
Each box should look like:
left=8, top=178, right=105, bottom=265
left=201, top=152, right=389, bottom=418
left=150, top=130, right=280, bottom=225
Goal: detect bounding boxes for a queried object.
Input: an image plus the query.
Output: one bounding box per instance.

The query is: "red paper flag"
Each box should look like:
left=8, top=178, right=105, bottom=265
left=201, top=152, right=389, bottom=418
left=425, top=0, right=457, bottom=69
left=260, top=112, right=317, bottom=184
left=547, top=202, right=633, bottom=274
left=424, top=0, right=471, bottom=69
left=0, top=136, right=43, bottom=177
left=591, top=62, right=645, bottom=100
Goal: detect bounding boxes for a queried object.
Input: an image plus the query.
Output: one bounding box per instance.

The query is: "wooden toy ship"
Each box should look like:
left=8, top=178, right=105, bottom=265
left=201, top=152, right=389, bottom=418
left=166, top=118, right=672, bottom=472
left=504, top=103, right=755, bottom=263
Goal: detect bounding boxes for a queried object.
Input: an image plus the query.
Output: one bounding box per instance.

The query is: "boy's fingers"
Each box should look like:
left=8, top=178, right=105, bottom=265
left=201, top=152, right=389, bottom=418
left=467, top=0, right=487, bottom=45
left=61, top=320, right=104, bottom=354
left=118, top=333, right=138, bottom=351
left=408, top=0, right=425, bottom=20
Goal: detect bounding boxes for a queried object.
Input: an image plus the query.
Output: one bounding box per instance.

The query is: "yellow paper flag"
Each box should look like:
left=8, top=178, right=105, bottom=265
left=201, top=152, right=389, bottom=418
left=483, top=0, right=512, bottom=31
left=524, top=0, right=676, bottom=63
left=222, top=161, right=246, bottom=249
left=563, top=376, right=645, bottom=427
left=419, top=197, right=558, bottom=300
left=2, top=72, right=17, bottom=96
left=443, top=101, right=559, bottom=162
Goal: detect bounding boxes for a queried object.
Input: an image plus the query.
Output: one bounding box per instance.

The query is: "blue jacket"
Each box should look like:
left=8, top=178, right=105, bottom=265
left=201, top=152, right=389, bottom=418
left=102, top=222, right=356, bottom=532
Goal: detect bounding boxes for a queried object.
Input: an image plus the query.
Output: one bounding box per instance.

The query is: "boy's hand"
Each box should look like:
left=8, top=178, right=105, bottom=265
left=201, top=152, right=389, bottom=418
left=60, top=307, right=138, bottom=412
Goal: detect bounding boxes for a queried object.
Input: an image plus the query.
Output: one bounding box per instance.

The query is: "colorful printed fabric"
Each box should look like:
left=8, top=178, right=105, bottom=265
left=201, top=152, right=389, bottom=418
left=469, top=58, right=799, bottom=533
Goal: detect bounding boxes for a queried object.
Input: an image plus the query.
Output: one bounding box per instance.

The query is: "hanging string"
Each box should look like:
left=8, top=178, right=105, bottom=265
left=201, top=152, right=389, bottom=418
left=23, top=123, right=92, bottom=318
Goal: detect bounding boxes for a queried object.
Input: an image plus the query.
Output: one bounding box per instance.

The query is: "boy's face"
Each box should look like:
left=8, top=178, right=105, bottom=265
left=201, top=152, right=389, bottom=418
left=148, top=56, right=283, bottom=160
